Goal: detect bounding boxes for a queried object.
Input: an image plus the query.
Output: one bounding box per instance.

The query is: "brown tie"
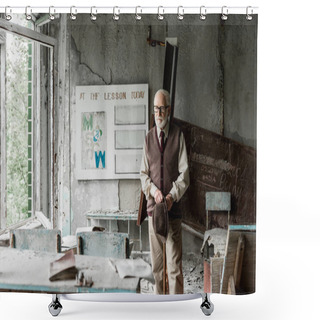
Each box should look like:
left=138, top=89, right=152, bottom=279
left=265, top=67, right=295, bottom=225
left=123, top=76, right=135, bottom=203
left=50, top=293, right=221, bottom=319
left=160, top=130, right=165, bottom=153
left=160, top=130, right=165, bottom=191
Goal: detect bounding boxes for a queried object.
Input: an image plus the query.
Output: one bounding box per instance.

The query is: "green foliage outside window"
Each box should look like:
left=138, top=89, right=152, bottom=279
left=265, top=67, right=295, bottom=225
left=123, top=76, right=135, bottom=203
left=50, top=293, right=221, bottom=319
left=6, top=33, right=29, bottom=226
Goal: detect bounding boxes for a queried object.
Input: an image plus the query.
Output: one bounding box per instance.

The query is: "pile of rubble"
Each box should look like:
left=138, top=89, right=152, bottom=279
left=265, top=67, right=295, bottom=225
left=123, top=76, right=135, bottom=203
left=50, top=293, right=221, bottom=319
left=183, top=252, right=204, bottom=293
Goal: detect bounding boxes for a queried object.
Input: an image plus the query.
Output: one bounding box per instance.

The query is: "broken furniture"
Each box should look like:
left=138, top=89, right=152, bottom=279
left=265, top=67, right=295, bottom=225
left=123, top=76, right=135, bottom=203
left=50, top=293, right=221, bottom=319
left=221, top=225, right=256, bottom=294
left=77, top=231, right=130, bottom=259
left=10, top=229, right=61, bottom=253
left=204, top=225, right=256, bottom=294
left=0, top=211, right=52, bottom=247
left=85, top=209, right=145, bottom=251
left=201, top=228, right=228, bottom=293
left=49, top=250, right=78, bottom=282
left=60, top=226, right=105, bottom=253
left=0, top=246, right=140, bottom=293
left=203, top=192, right=231, bottom=292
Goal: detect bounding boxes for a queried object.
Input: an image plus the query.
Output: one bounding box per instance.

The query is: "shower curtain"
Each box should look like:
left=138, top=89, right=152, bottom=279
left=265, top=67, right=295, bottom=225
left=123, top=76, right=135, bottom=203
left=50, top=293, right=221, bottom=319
left=0, top=7, right=257, bottom=300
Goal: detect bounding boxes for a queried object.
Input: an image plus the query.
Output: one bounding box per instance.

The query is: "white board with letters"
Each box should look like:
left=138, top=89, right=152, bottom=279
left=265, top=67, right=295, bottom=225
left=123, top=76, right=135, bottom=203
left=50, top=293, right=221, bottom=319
left=75, top=84, right=148, bottom=180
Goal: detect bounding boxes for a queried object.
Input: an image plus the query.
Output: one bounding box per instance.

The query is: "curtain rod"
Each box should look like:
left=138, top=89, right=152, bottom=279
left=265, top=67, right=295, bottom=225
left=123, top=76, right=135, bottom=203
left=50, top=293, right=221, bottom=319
left=0, top=6, right=259, bottom=16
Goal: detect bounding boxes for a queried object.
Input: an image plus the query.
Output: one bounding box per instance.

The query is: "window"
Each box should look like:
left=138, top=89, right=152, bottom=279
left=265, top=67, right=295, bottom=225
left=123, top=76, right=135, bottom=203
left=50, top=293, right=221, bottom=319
left=0, top=15, right=54, bottom=230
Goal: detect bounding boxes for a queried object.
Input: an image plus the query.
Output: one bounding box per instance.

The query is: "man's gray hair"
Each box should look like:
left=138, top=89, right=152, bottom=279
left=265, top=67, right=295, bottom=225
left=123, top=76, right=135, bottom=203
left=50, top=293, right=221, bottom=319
left=154, top=89, right=171, bottom=106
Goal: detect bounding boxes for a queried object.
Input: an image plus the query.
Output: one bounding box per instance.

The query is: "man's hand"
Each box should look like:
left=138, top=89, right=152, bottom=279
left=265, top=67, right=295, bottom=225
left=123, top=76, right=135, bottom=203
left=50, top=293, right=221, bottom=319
left=154, top=189, right=164, bottom=204
left=166, top=194, right=174, bottom=211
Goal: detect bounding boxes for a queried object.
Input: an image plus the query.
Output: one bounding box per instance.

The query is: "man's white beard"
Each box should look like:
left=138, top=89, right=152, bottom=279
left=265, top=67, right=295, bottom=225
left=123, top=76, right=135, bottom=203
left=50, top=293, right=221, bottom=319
left=156, top=115, right=168, bottom=129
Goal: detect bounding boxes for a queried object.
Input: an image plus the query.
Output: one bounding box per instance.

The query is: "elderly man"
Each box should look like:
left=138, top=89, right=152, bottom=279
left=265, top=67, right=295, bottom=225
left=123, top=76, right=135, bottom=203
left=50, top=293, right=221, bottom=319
left=140, top=89, right=189, bottom=294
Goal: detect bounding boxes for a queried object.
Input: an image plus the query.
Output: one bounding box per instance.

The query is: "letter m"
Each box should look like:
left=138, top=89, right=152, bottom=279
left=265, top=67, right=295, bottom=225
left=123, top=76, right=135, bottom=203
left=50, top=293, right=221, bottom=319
left=95, top=151, right=106, bottom=168
left=83, top=114, right=93, bottom=131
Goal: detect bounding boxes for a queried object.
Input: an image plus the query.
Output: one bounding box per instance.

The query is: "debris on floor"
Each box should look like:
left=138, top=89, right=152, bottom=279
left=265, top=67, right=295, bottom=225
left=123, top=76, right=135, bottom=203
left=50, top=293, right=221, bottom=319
left=183, top=252, right=204, bottom=293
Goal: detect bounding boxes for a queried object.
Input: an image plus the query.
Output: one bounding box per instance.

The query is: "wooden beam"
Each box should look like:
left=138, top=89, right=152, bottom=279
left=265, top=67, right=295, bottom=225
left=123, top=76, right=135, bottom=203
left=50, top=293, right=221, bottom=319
left=0, top=38, right=6, bottom=230
left=0, top=19, right=56, bottom=47
left=35, top=211, right=52, bottom=229
left=0, top=217, right=34, bottom=236
left=227, top=275, right=236, bottom=295
left=210, top=257, right=224, bottom=293
left=234, top=234, right=245, bottom=289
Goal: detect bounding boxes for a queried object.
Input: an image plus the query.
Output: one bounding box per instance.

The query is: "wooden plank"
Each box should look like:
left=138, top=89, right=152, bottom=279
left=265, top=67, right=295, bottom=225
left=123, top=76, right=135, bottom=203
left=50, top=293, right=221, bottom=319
left=228, top=275, right=236, bottom=295
left=0, top=19, right=56, bottom=47
left=240, top=231, right=256, bottom=293
left=0, top=39, right=6, bottom=230
left=0, top=217, right=36, bottom=236
left=35, top=211, right=52, bottom=229
left=56, top=14, right=68, bottom=232
left=204, top=260, right=211, bottom=293
left=210, top=256, right=224, bottom=293
left=234, top=234, right=245, bottom=289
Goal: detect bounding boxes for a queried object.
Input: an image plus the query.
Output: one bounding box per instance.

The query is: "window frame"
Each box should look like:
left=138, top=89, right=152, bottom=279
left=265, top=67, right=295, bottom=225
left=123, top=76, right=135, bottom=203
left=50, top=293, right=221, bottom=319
left=0, top=18, right=56, bottom=230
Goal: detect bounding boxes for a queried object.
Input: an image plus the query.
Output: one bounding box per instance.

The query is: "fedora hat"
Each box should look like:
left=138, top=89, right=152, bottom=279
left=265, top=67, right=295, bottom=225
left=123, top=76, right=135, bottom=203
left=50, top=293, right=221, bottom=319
left=152, top=199, right=169, bottom=243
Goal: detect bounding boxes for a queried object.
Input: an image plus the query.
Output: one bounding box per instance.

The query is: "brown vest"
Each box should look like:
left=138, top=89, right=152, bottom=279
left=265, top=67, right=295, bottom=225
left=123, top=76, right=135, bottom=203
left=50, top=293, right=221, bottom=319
left=145, top=123, right=181, bottom=218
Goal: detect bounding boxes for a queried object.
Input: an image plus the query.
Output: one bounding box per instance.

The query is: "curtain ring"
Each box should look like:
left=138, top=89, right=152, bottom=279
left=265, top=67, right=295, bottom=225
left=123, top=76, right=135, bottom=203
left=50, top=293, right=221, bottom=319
left=221, top=6, right=228, bottom=21
left=113, top=6, right=120, bottom=21
left=90, top=7, right=97, bottom=21
left=49, top=6, right=55, bottom=21
left=157, top=6, right=164, bottom=21
left=177, top=6, right=184, bottom=21
left=200, top=6, right=207, bottom=20
left=246, top=6, right=253, bottom=21
left=135, top=6, right=142, bottom=21
left=25, top=6, right=32, bottom=20
left=5, top=6, right=12, bottom=21
left=70, top=6, right=77, bottom=21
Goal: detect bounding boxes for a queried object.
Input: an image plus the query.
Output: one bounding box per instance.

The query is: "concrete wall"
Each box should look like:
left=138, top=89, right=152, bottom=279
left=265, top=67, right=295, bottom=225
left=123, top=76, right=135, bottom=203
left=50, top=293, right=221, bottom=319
left=49, top=14, right=257, bottom=235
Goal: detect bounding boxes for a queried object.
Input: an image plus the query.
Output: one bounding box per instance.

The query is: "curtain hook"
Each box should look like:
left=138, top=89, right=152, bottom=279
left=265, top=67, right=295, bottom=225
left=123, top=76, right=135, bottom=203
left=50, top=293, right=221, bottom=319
left=221, top=6, right=228, bottom=21
left=5, top=6, right=12, bottom=21
left=246, top=6, right=253, bottom=21
left=70, top=6, right=77, bottom=21
left=135, top=6, right=142, bottom=21
left=157, top=6, right=164, bottom=21
left=49, top=6, right=55, bottom=21
left=200, top=6, right=207, bottom=21
left=25, top=6, right=32, bottom=20
left=90, top=7, right=97, bottom=21
left=177, top=6, right=184, bottom=21
left=113, top=6, right=120, bottom=21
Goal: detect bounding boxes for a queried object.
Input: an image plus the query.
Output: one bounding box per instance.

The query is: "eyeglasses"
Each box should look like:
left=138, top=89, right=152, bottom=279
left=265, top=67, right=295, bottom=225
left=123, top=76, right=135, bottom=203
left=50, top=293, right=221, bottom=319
left=154, top=105, right=169, bottom=114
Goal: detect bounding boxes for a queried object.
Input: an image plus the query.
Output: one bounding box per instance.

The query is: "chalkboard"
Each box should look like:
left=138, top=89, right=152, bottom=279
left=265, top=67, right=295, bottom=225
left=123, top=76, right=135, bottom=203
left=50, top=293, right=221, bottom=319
left=175, top=118, right=256, bottom=231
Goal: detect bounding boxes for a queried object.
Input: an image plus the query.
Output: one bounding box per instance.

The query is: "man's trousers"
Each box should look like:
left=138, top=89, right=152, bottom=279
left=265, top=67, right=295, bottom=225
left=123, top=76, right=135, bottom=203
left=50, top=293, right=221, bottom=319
left=148, top=216, right=183, bottom=294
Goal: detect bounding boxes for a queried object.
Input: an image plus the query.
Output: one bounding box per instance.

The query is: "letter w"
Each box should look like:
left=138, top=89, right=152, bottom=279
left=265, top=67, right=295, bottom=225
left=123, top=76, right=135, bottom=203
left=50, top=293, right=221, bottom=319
left=95, top=151, right=106, bottom=168
left=83, top=114, right=93, bottom=131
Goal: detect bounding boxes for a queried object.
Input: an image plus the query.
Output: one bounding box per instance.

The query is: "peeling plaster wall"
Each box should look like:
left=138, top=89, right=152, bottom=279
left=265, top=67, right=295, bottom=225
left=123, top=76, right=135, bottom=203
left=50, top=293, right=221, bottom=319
left=69, top=35, right=119, bottom=234
left=49, top=14, right=256, bottom=234
left=222, top=18, right=257, bottom=148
